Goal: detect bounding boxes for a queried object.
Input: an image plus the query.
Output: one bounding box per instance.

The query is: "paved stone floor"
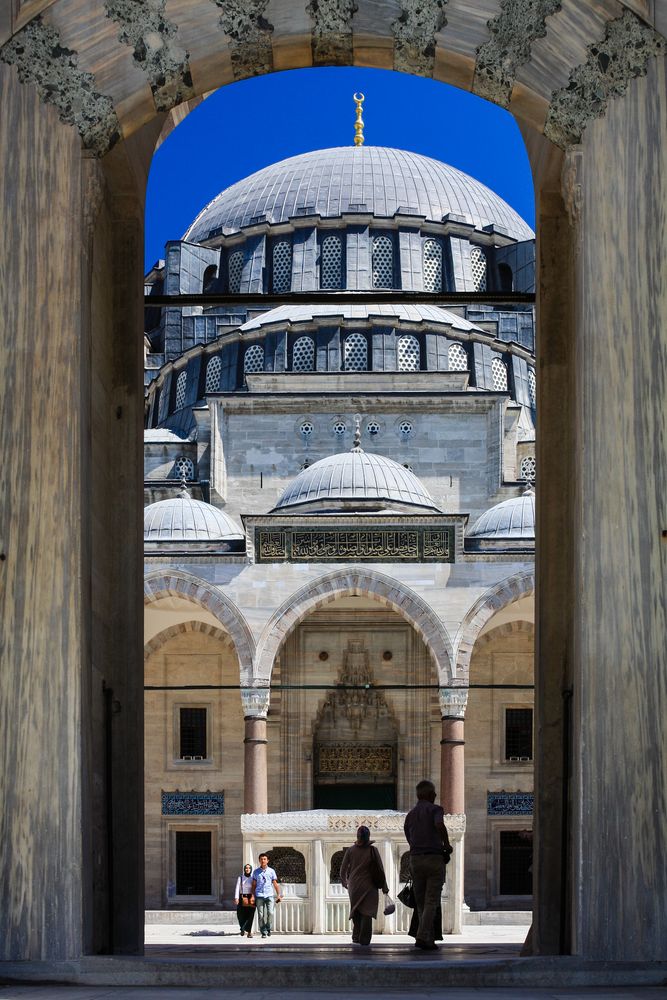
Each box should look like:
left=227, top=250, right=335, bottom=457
left=1, top=988, right=666, bottom=998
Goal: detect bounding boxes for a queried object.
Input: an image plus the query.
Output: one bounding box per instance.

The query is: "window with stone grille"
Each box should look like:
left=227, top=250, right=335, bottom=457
left=367, top=420, right=380, bottom=436
left=344, top=332, right=368, bottom=370
left=267, top=846, right=306, bottom=883
left=175, top=831, right=212, bottom=895
left=244, top=343, right=264, bottom=374
left=448, top=342, right=468, bottom=371
left=174, top=457, right=195, bottom=481
left=399, top=420, right=413, bottom=437
left=491, top=356, right=508, bottom=391
left=423, top=238, right=443, bottom=292
left=499, top=830, right=533, bottom=896
left=321, top=234, right=343, bottom=289
left=397, top=334, right=420, bottom=371
left=292, top=336, right=315, bottom=371
left=179, top=706, right=207, bottom=759
left=300, top=420, right=314, bottom=438
left=228, top=249, right=243, bottom=293
left=205, top=356, right=221, bottom=393
left=174, top=370, right=187, bottom=410
left=470, top=246, right=487, bottom=292
left=333, top=420, right=346, bottom=435
left=372, top=234, right=394, bottom=288
left=528, top=367, right=537, bottom=406
left=329, top=850, right=345, bottom=884
left=520, top=456, right=536, bottom=482
left=505, top=707, right=533, bottom=760
left=272, top=239, right=292, bottom=293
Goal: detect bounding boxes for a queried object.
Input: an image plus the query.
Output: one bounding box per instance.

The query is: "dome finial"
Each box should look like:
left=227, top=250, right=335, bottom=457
left=353, top=93, right=365, bottom=147
left=178, top=473, right=190, bottom=499
left=352, top=413, right=363, bottom=451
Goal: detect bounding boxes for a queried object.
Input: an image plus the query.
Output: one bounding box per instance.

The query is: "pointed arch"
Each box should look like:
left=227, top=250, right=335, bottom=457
left=143, top=620, right=234, bottom=659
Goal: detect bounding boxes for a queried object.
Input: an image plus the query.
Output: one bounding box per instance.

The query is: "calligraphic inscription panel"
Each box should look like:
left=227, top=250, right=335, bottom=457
left=161, top=791, right=225, bottom=816
left=487, top=792, right=534, bottom=816
left=255, top=526, right=454, bottom=562
left=318, top=744, right=394, bottom=775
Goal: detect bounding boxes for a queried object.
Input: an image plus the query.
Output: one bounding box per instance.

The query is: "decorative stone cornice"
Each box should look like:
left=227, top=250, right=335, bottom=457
left=0, top=17, right=120, bottom=156
left=212, top=0, right=274, bottom=79
left=439, top=687, right=469, bottom=718
left=545, top=10, right=665, bottom=149
left=474, top=0, right=561, bottom=107
left=241, top=686, right=271, bottom=718
left=241, top=808, right=466, bottom=836
left=307, top=0, right=357, bottom=65
left=391, top=0, right=448, bottom=76
left=104, top=0, right=194, bottom=112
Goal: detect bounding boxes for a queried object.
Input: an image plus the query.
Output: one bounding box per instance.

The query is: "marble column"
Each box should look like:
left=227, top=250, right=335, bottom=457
left=438, top=689, right=468, bottom=815
left=241, top=688, right=271, bottom=814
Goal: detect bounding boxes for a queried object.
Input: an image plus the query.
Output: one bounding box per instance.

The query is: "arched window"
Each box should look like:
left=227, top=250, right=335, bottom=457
left=292, top=336, right=315, bottom=371
left=174, top=370, right=187, bottom=410
left=205, top=356, right=222, bottom=392
left=330, top=850, right=345, bottom=884
left=491, top=356, right=508, bottom=391
left=372, top=234, right=393, bottom=288
left=174, top=456, right=195, bottom=481
left=423, top=238, right=443, bottom=292
left=321, top=234, right=343, bottom=289
left=344, top=332, right=368, bottom=370
left=272, top=239, right=292, bottom=293
left=528, top=367, right=537, bottom=406
left=397, top=334, right=420, bottom=371
left=228, top=249, right=243, bottom=293
left=520, top=455, right=536, bottom=482
left=470, top=246, right=487, bottom=292
left=448, top=342, right=468, bottom=371
left=244, top=343, right=264, bottom=374
left=498, top=262, right=514, bottom=292
left=202, top=264, right=217, bottom=293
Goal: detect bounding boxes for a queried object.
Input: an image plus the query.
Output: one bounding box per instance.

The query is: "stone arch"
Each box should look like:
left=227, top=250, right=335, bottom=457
left=143, top=619, right=235, bottom=659
left=254, top=567, right=454, bottom=685
left=473, top=618, right=534, bottom=652
left=453, top=570, right=534, bottom=684
left=144, top=571, right=255, bottom=679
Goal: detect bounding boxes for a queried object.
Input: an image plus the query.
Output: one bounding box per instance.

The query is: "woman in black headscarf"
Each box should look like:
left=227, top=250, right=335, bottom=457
left=340, top=825, right=389, bottom=946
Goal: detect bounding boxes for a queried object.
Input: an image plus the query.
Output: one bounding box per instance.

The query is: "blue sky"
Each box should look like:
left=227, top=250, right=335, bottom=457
left=145, top=67, right=534, bottom=269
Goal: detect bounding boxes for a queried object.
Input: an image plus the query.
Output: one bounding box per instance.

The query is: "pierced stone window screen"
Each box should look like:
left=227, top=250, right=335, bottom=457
left=367, top=420, right=380, bottom=435
left=179, top=706, right=207, bottom=758
left=300, top=420, right=314, bottom=438
left=491, top=356, right=508, bottom=391
left=244, top=343, right=264, bottom=374
left=228, top=250, right=243, bottom=293
left=399, top=851, right=411, bottom=883
left=372, top=234, right=393, bottom=288
left=205, top=356, right=222, bottom=392
left=399, top=420, right=413, bottom=437
left=423, top=238, right=443, bottom=292
left=528, top=367, right=537, bottom=406
left=505, top=707, right=533, bottom=760
left=499, top=830, right=533, bottom=896
left=330, top=850, right=345, bottom=884
left=397, top=334, right=420, bottom=371
left=344, top=333, right=368, bottom=370
left=174, top=371, right=187, bottom=410
left=176, top=831, right=212, bottom=895
left=174, top=457, right=195, bottom=481
left=292, top=336, right=315, bottom=371
left=268, top=846, right=306, bottom=883
left=470, top=246, right=487, bottom=292
left=321, top=234, right=343, bottom=289
left=333, top=421, right=346, bottom=435
left=448, top=343, right=468, bottom=371
left=520, top=456, right=536, bottom=482
left=272, top=239, right=292, bottom=293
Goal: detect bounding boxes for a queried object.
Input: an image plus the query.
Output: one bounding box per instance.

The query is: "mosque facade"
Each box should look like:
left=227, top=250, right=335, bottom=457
left=143, top=133, right=537, bottom=924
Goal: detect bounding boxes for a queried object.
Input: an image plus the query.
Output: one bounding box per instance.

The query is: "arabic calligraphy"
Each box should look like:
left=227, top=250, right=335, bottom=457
left=255, top=527, right=454, bottom=562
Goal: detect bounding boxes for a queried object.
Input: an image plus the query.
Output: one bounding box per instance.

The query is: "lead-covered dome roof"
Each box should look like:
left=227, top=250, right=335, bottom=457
left=184, top=146, right=534, bottom=244
left=144, top=494, right=244, bottom=542
left=468, top=488, right=535, bottom=540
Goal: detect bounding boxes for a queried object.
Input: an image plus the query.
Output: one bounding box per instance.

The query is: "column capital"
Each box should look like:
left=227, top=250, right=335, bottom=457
left=439, top=687, right=469, bottom=719
left=241, top=686, right=271, bottom=719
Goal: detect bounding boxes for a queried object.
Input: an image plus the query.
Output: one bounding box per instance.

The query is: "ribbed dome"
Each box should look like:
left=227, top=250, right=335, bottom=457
left=273, top=448, right=440, bottom=512
left=144, top=494, right=244, bottom=541
left=468, top=489, right=535, bottom=539
left=239, top=302, right=481, bottom=334
left=184, top=146, right=533, bottom=243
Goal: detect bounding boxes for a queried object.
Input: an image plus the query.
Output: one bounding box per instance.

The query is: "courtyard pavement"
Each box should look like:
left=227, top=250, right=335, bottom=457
left=1, top=987, right=666, bottom=999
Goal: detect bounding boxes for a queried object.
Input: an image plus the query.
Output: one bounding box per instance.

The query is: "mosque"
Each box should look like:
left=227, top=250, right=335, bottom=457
left=142, top=102, right=537, bottom=928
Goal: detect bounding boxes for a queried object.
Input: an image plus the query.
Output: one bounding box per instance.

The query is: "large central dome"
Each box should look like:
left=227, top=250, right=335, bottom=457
left=184, top=146, right=533, bottom=244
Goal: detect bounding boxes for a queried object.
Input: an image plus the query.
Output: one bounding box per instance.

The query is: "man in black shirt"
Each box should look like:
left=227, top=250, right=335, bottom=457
left=403, top=779, right=453, bottom=950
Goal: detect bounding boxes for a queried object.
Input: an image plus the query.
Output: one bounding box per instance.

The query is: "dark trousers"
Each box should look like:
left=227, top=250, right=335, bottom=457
left=410, top=853, right=445, bottom=944
left=351, top=909, right=373, bottom=945
left=237, top=899, right=255, bottom=934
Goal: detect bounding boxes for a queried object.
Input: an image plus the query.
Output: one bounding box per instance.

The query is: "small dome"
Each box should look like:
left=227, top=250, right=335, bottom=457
left=468, top=488, right=535, bottom=540
left=144, top=494, right=244, bottom=542
left=273, top=448, right=440, bottom=513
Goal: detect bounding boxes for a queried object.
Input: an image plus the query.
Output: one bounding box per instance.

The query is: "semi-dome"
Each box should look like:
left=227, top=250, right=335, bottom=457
left=467, top=488, right=535, bottom=540
left=144, top=493, right=244, bottom=542
left=239, top=302, right=481, bottom=335
left=184, top=146, right=534, bottom=244
left=273, top=445, right=441, bottom=513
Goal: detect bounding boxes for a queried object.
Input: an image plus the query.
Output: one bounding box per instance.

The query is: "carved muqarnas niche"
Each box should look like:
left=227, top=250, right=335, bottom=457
left=315, top=640, right=398, bottom=738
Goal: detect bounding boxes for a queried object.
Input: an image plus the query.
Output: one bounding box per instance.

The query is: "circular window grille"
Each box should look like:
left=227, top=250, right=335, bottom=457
left=491, top=356, right=508, bottom=391
left=174, top=370, right=187, bottom=410
left=399, top=420, right=413, bottom=437
left=372, top=234, right=393, bottom=288
left=470, top=246, right=487, bottom=292
left=205, top=356, right=221, bottom=392
left=423, top=238, right=443, bottom=293
left=228, top=250, right=243, bottom=293
left=300, top=420, right=314, bottom=438
left=397, top=334, right=420, bottom=371
left=448, top=343, right=468, bottom=371
left=174, top=456, right=194, bottom=481
left=520, top=456, right=536, bottom=481
left=292, top=336, right=315, bottom=372
left=272, top=240, right=292, bottom=293
left=333, top=420, right=346, bottom=435
left=528, top=367, right=537, bottom=406
left=344, top=333, right=368, bottom=370
left=367, top=420, right=380, bottom=435
left=321, top=234, right=342, bottom=289
left=244, top=343, right=264, bottom=374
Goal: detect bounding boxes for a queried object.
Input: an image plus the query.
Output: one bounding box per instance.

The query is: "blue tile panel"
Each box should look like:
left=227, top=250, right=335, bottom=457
left=487, top=792, right=534, bottom=816
left=161, top=792, right=225, bottom=815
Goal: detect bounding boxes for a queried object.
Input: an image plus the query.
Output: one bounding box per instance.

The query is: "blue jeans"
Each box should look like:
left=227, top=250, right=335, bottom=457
left=255, top=895, right=275, bottom=935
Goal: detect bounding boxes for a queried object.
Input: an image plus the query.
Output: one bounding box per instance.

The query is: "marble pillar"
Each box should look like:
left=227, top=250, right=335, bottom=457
left=438, top=689, right=468, bottom=815
left=241, top=688, right=271, bottom=814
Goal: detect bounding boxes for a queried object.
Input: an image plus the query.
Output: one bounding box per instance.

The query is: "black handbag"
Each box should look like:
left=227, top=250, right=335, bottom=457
left=397, top=880, right=416, bottom=908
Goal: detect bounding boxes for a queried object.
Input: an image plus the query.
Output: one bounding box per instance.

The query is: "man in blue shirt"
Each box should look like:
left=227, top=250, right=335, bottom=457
left=403, top=779, right=453, bottom=951
left=250, top=853, right=282, bottom=938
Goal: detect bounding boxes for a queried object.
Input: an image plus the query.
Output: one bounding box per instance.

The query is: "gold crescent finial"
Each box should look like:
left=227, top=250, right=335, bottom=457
left=353, top=92, right=365, bottom=147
